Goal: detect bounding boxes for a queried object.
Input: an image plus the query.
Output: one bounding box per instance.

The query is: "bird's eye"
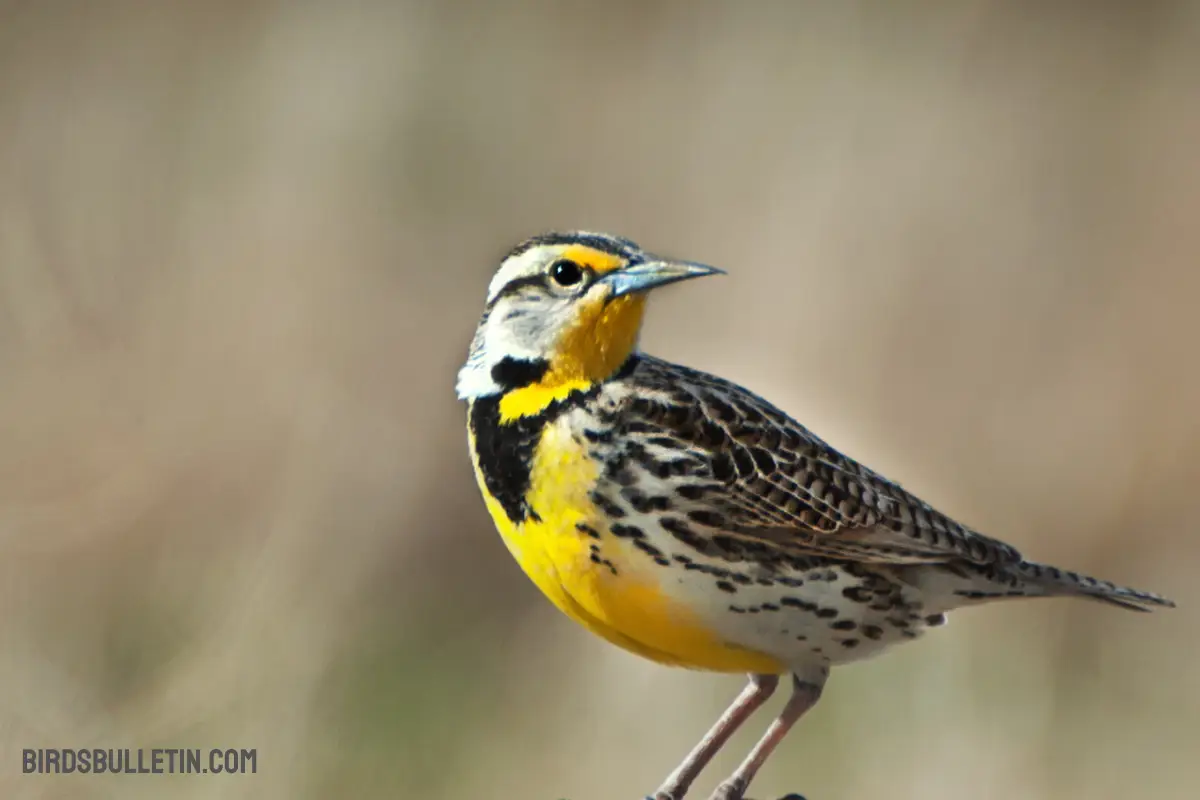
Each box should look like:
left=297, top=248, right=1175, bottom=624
left=549, top=259, right=584, bottom=287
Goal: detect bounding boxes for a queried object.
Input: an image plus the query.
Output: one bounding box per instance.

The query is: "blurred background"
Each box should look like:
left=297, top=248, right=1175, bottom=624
left=0, top=2, right=1196, bottom=799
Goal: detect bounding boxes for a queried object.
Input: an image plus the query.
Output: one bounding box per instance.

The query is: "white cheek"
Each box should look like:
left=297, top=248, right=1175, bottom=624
left=496, top=299, right=574, bottom=353
left=483, top=307, right=544, bottom=360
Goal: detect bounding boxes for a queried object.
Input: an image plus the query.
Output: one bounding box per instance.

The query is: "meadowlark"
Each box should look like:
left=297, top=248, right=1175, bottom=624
left=457, top=231, right=1175, bottom=800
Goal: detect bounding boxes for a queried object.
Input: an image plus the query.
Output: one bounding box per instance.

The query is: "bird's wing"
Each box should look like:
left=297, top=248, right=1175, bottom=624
left=620, top=356, right=1023, bottom=566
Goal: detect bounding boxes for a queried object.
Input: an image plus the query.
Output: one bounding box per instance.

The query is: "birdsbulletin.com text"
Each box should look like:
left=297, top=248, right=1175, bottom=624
left=23, top=748, right=257, bottom=775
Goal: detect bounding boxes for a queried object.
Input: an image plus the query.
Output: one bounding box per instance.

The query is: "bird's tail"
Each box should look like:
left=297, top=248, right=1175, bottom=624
left=1010, top=561, right=1175, bottom=612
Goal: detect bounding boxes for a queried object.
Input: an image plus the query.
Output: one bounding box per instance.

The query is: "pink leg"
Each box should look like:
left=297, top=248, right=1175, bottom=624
left=709, top=674, right=825, bottom=800
left=652, top=673, right=779, bottom=800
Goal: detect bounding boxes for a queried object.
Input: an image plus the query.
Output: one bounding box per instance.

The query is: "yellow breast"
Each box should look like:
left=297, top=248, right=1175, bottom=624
left=471, top=416, right=782, bottom=673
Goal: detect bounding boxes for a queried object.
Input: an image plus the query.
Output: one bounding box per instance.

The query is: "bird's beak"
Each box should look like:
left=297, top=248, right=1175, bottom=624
left=601, top=257, right=726, bottom=299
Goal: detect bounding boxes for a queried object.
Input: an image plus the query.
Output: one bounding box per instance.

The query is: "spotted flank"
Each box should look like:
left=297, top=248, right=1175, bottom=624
left=458, top=231, right=1175, bottom=800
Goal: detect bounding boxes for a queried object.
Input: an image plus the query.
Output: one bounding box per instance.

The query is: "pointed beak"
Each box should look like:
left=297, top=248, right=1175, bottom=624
left=600, top=257, right=725, bottom=299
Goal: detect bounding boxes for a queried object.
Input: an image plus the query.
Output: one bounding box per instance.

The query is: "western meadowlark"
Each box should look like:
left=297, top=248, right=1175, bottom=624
left=457, top=231, right=1175, bottom=800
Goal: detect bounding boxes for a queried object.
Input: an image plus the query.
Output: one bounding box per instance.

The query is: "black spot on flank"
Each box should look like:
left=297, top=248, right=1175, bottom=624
left=576, top=523, right=601, bottom=540
left=729, top=573, right=753, bottom=585
left=648, top=495, right=674, bottom=511
left=777, top=576, right=805, bottom=588
left=830, top=620, right=857, bottom=631
left=672, top=554, right=693, bottom=565
left=675, top=484, right=709, bottom=501
left=660, top=516, right=704, bottom=548
left=612, top=469, right=639, bottom=487
left=729, top=605, right=746, bottom=613
left=651, top=460, right=680, bottom=480
left=490, top=357, right=550, bottom=390
left=715, top=580, right=737, bottom=593
left=795, top=634, right=807, bottom=641
left=632, top=539, right=665, bottom=559
left=760, top=603, right=780, bottom=612
left=683, top=562, right=733, bottom=580
left=841, top=638, right=860, bottom=649
left=842, top=586, right=872, bottom=603
left=590, top=492, right=627, bottom=519
left=862, top=625, right=884, bottom=640
left=780, top=597, right=817, bottom=612
left=924, top=614, right=947, bottom=627
left=588, top=551, right=619, bottom=576
left=816, top=607, right=839, bottom=619
left=623, top=489, right=671, bottom=513
left=610, top=523, right=644, bottom=539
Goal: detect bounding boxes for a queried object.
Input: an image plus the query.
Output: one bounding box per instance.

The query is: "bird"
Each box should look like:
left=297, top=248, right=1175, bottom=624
left=456, top=230, right=1175, bottom=800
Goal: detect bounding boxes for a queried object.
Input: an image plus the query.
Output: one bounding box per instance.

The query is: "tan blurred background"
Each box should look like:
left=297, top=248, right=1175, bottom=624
left=0, top=2, right=1197, bottom=799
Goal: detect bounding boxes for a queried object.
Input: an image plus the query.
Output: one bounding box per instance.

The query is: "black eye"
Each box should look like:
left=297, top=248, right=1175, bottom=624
left=549, top=259, right=584, bottom=287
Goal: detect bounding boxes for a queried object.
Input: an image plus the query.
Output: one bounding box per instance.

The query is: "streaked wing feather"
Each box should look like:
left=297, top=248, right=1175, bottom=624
left=624, top=356, right=1022, bottom=566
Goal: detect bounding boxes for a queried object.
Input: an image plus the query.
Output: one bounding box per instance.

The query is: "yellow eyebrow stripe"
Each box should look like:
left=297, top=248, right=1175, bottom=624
left=559, top=244, right=625, bottom=275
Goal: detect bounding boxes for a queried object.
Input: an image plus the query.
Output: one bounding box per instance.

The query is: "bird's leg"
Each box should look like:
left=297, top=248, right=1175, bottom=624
left=652, top=673, right=779, bottom=800
left=708, top=673, right=826, bottom=800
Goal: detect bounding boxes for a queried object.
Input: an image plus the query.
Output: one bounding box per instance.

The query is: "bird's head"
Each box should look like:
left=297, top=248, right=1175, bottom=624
left=456, top=231, right=722, bottom=411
